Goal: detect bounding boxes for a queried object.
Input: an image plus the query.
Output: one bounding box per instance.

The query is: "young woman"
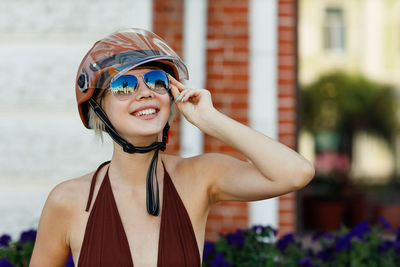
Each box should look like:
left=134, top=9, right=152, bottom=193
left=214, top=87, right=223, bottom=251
left=29, top=28, right=314, bottom=267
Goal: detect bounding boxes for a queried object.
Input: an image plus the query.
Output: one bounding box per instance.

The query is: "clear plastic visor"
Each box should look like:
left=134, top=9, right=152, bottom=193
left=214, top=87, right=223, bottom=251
left=83, top=28, right=188, bottom=90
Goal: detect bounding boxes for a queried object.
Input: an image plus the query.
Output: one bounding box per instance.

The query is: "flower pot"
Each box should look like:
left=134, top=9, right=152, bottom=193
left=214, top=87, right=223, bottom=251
left=311, top=200, right=346, bottom=231
left=377, top=203, right=400, bottom=229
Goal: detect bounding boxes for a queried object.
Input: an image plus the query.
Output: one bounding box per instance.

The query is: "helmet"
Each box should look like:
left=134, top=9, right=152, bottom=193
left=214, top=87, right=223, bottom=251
left=74, top=28, right=188, bottom=217
left=75, top=28, right=189, bottom=128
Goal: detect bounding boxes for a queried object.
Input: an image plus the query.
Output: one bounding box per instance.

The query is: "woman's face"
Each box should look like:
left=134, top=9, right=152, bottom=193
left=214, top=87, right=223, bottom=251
left=102, top=67, right=171, bottom=144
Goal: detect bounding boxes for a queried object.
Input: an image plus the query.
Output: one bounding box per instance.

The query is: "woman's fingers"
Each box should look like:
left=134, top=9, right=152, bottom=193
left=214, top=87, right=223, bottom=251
left=175, top=88, right=192, bottom=102
left=168, top=74, right=186, bottom=91
left=175, top=88, right=199, bottom=102
left=170, top=83, right=181, bottom=100
left=180, top=89, right=202, bottom=102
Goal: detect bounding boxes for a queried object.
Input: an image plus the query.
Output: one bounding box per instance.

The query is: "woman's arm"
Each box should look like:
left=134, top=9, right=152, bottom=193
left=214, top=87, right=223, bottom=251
left=169, top=76, right=315, bottom=204
left=29, top=183, right=72, bottom=267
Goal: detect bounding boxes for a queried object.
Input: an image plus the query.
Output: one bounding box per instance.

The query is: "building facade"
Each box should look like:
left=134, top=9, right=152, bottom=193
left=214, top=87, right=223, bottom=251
left=300, top=0, right=400, bottom=87
left=299, top=0, right=400, bottom=181
left=0, top=0, right=298, bottom=240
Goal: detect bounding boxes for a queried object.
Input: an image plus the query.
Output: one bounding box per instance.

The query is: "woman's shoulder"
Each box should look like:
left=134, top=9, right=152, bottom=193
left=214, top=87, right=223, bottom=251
left=46, top=170, right=100, bottom=214
left=161, top=152, right=227, bottom=179
left=162, top=152, right=228, bottom=167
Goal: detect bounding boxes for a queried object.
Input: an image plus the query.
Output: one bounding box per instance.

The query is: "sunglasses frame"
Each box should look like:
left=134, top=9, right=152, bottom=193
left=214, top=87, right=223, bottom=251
left=109, top=69, right=170, bottom=100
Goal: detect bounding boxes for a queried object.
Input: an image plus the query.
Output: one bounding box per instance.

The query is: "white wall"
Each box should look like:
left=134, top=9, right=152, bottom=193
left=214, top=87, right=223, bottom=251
left=249, top=0, right=279, bottom=228
left=181, top=0, right=207, bottom=157
left=0, top=0, right=153, bottom=239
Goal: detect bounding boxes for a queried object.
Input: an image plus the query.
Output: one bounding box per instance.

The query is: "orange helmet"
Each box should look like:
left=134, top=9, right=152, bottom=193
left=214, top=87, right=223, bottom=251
left=75, top=28, right=188, bottom=128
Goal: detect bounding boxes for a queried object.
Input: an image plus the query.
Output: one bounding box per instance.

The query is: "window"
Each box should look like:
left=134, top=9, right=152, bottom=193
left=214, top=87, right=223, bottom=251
left=324, top=8, right=346, bottom=51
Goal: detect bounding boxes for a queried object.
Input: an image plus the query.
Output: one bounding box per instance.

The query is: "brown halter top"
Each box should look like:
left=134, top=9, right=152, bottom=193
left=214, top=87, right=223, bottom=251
left=77, top=161, right=201, bottom=266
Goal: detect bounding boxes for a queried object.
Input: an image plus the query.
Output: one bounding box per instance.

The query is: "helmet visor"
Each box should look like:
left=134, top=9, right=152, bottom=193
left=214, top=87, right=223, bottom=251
left=80, top=28, right=188, bottom=91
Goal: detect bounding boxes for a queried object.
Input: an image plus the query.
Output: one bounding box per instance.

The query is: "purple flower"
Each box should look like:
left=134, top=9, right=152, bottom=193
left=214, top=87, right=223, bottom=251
left=311, top=231, right=333, bottom=242
left=19, top=229, right=36, bottom=243
left=276, top=233, right=295, bottom=252
left=378, top=216, right=394, bottom=232
left=298, top=256, right=314, bottom=267
left=351, top=221, right=370, bottom=240
left=203, top=241, right=216, bottom=261
left=251, top=225, right=262, bottom=232
left=317, top=247, right=335, bottom=262
left=0, top=259, right=14, bottom=267
left=335, top=233, right=352, bottom=252
left=210, top=253, right=231, bottom=267
left=378, top=240, right=396, bottom=254
left=397, top=227, right=400, bottom=243
left=225, top=229, right=245, bottom=249
left=251, top=225, right=277, bottom=237
left=306, top=248, right=315, bottom=257
left=0, top=235, right=11, bottom=248
left=66, top=254, right=75, bottom=267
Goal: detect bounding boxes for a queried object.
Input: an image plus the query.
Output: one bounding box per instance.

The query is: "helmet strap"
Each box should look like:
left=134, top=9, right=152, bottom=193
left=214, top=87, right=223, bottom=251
left=88, top=98, right=169, bottom=216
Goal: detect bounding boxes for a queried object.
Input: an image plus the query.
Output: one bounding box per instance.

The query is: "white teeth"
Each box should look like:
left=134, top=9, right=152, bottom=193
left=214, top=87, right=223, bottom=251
left=134, top=108, right=157, bottom=116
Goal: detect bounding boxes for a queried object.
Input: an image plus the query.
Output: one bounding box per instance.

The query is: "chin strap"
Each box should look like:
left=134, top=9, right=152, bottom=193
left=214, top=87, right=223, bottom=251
left=88, top=98, right=169, bottom=216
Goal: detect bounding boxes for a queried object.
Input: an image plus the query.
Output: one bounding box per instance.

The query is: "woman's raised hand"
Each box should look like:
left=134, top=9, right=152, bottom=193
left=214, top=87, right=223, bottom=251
left=168, top=74, right=215, bottom=125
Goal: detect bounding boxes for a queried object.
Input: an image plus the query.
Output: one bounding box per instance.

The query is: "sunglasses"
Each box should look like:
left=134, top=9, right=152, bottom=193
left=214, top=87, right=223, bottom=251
left=110, top=70, right=170, bottom=100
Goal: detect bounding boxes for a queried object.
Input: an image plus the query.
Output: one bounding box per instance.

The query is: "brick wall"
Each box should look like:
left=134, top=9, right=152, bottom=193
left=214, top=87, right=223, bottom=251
left=152, top=0, right=299, bottom=239
left=277, top=0, right=298, bottom=235
left=153, top=0, right=184, bottom=155
left=0, top=0, right=298, bottom=241
left=204, top=0, right=250, bottom=241
left=153, top=0, right=251, bottom=241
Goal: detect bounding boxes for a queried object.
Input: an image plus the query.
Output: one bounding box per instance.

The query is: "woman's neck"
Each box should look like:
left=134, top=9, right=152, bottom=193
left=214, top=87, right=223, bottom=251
left=108, top=139, right=163, bottom=188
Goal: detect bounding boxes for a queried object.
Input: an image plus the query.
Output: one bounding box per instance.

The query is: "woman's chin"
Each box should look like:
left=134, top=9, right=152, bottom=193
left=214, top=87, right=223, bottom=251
left=118, top=128, right=163, bottom=144
left=112, top=116, right=169, bottom=143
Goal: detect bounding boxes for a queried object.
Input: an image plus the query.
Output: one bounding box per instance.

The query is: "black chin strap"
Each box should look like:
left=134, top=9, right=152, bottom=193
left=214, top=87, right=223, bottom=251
left=88, top=98, right=169, bottom=216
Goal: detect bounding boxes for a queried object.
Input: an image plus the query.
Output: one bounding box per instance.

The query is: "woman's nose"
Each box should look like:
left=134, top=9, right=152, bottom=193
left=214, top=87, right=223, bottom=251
left=135, top=78, right=154, bottom=99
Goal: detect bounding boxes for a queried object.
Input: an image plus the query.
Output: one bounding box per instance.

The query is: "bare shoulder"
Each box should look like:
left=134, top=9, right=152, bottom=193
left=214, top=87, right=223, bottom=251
left=160, top=153, right=235, bottom=198
left=161, top=152, right=235, bottom=179
left=47, top=172, right=94, bottom=213
left=30, top=172, right=96, bottom=267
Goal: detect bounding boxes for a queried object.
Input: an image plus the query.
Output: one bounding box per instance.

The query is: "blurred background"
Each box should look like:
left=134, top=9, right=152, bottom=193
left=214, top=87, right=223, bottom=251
left=0, top=0, right=399, bottom=243
left=298, top=0, right=400, bottom=233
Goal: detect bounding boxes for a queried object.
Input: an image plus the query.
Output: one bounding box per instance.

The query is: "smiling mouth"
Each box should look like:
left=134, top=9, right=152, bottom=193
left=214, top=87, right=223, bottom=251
left=132, top=108, right=159, bottom=117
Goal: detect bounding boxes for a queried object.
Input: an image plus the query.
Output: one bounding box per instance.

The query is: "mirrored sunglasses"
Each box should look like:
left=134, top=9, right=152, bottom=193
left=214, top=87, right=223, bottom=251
left=110, top=70, right=170, bottom=100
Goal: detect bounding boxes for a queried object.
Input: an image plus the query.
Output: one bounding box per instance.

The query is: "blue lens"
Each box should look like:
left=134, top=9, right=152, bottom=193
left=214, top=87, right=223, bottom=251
left=144, top=70, right=169, bottom=94
left=110, top=75, right=138, bottom=98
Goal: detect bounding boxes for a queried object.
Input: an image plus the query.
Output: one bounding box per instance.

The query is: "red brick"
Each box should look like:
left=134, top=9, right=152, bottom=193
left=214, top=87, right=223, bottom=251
left=223, top=6, right=249, bottom=14
left=279, top=122, right=296, bottom=134
left=279, top=193, right=296, bottom=200
left=278, top=97, right=296, bottom=109
left=233, top=215, right=249, bottom=221
left=278, top=55, right=296, bottom=67
left=278, top=3, right=295, bottom=16
left=278, top=226, right=295, bottom=236
left=278, top=78, right=296, bottom=85
left=278, top=0, right=295, bottom=5
left=279, top=212, right=295, bottom=223
left=279, top=198, right=296, bottom=210
left=279, top=16, right=296, bottom=27
left=278, top=91, right=296, bottom=99
left=278, top=69, right=296, bottom=81
left=230, top=101, right=248, bottom=109
left=278, top=30, right=295, bottom=42
left=223, top=60, right=248, bottom=67
left=279, top=136, right=296, bottom=148
left=278, top=110, right=296, bottom=121
left=278, top=84, right=295, bottom=94
left=278, top=42, right=296, bottom=55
